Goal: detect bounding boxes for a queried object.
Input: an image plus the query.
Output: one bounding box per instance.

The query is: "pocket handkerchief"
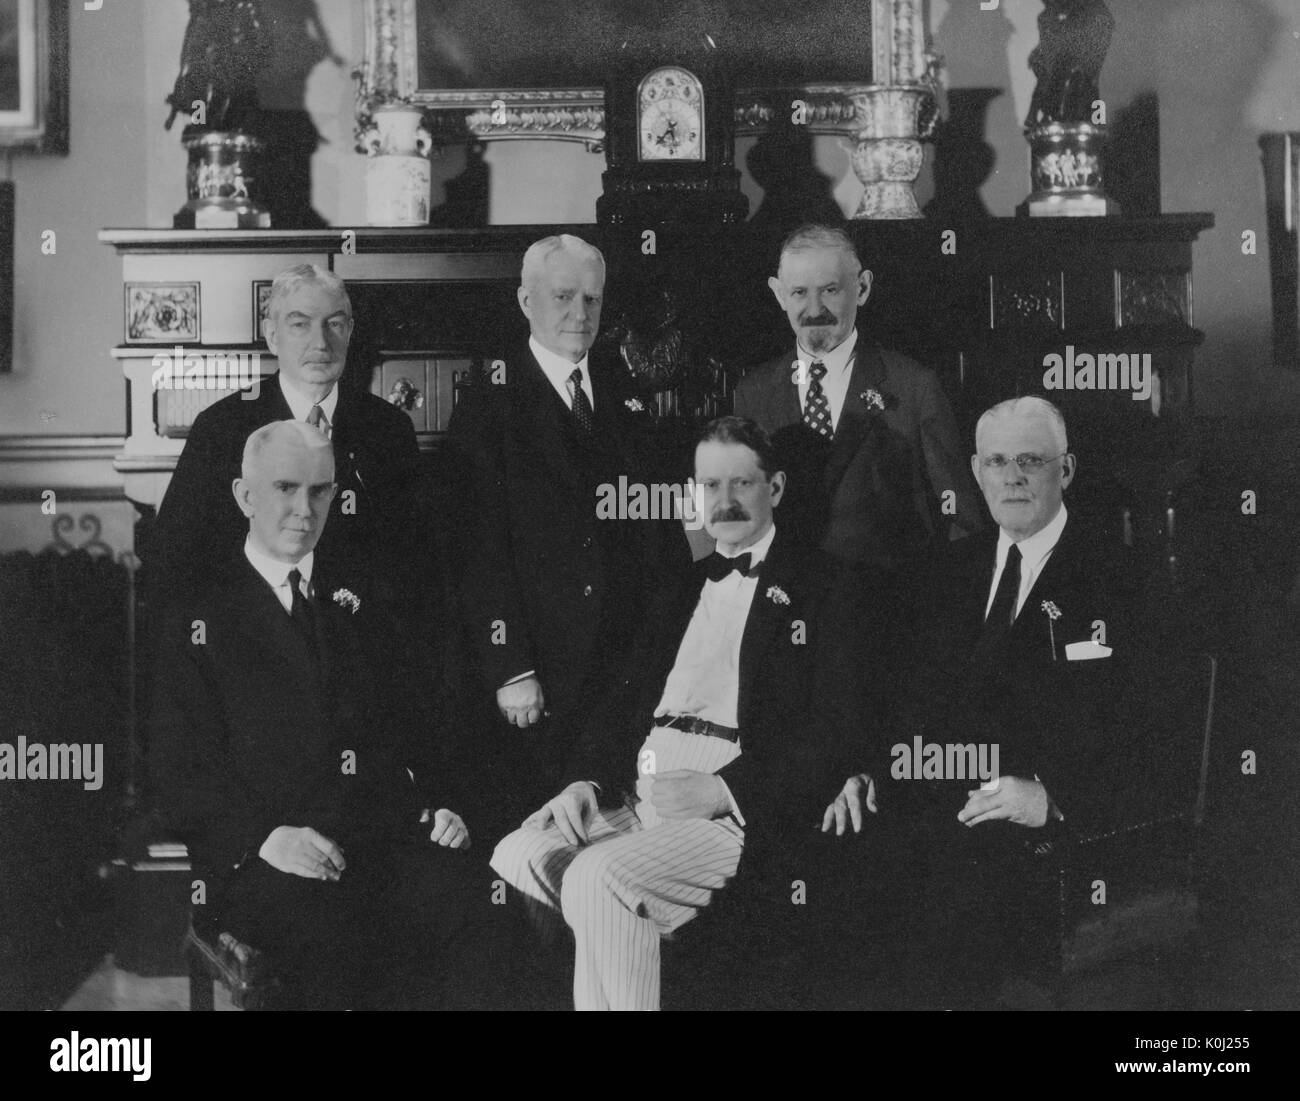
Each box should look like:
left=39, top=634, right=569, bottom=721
left=1065, top=640, right=1112, bottom=661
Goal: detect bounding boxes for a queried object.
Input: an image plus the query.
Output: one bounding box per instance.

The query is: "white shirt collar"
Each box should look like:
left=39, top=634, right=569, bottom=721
left=795, top=328, right=858, bottom=380
left=998, top=501, right=1068, bottom=571
left=716, top=520, right=776, bottom=568
left=244, top=535, right=314, bottom=599
left=279, top=375, right=339, bottom=426
left=530, top=335, right=592, bottom=409
left=989, top=503, right=1068, bottom=619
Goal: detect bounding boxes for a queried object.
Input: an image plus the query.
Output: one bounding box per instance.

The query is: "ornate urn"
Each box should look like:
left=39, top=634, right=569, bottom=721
left=179, top=131, right=270, bottom=229
left=846, top=85, right=938, bottom=219
left=362, top=104, right=433, bottom=227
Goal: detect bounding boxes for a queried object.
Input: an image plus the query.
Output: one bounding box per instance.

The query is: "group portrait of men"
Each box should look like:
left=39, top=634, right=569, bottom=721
left=146, top=222, right=1147, bottom=1012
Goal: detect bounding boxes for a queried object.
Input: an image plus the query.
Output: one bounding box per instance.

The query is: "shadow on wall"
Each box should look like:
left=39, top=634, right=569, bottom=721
left=932, top=0, right=1021, bottom=217
left=1132, top=0, right=1281, bottom=413
left=925, top=87, right=999, bottom=221
left=744, top=119, right=842, bottom=240
left=249, top=0, right=348, bottom=229
left=429, top=140, right=492, bottom=229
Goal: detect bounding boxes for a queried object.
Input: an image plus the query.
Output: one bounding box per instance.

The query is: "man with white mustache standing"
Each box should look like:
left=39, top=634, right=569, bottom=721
left=735, top=223, right=982, bottom=569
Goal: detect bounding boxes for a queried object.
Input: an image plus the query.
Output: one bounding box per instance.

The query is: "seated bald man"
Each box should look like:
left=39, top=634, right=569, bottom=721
left=149, top=420, right=491, bottom=1010
left=491, top=416, right=865, bottom=1011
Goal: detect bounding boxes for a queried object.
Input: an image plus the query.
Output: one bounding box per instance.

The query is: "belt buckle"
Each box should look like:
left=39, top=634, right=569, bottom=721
left=689, top=718, right=709, bottom=737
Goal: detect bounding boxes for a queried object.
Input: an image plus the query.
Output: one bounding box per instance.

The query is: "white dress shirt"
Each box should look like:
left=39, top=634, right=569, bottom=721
left=654, top=522, right=777, bottom=728
left=279, top=376, right=339, bottom=430
left=530, top=335, right=594, bottom=412
left=794, top=328, right=859, bottom=432
left=245, top=537, right=314, bottom=614
left=985, top=503, right=1069, bottom=621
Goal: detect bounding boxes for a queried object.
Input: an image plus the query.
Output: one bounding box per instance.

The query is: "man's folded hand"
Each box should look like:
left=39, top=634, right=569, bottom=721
left=421, top=807, right=470, bottom=849
left=821, top=773, right=877, bottom=836
left=523, top=781, right=597, bottom=846
left=957, top=776, right=1049, bottom=828
left=258, top=825, right=346, bottom=880
left=497, top=675, right=545, bottom=728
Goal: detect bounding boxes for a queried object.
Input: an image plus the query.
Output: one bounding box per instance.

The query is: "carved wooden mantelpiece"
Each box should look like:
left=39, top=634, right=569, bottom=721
left=100, top=215, right=1213, bottom=515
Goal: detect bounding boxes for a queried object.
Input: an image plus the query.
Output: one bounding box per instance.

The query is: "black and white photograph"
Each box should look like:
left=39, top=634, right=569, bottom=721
left=0, top=0, right=1295, bottom=1076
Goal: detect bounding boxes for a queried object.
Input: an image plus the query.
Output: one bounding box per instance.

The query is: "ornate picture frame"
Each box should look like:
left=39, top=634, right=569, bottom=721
left=357, top=0, right=913, bottom=148
left=0, top=0, right=69, bottom=154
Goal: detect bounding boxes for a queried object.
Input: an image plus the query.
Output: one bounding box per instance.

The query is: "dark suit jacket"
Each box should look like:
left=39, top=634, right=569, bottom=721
left=734, top=341, right=983, bottom=568
left=875, top=513, right=1139, bottom=836
left=148, top=562, right=430, bottom=901
left=445, top=344, right=683, bottom=723
left=570, top=527, right=876, bottom=858
left=149, top=374, right=422, bottom=614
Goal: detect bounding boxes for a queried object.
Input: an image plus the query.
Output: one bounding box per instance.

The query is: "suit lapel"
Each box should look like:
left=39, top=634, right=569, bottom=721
left=515, top=347, right=586, bottom=497
left=738, top=530, right=803, bottom=726
left=1010, top=517, right=1082, bottom=662
left=228, top=563, right=325, bottom=726
left=823, top=343, right=888, bottom=497
left=775, top=351, right=803, bottom=426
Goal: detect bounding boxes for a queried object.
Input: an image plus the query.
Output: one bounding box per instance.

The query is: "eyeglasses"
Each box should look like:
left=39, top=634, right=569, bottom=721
left=979, top=452, right=1067, bottom=472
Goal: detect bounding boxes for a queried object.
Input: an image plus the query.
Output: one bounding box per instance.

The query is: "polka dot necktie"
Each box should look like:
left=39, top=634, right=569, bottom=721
left=568, top=368, right=595, bottom=434
left=802, top=361, right=833, bottom=439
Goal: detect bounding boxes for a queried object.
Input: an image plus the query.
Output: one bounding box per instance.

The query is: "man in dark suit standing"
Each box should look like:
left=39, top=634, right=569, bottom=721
left=149, top=264, right=421, bottom=615
left=822, top=396, right=1138, bottom=1006
left=491, top=417, right=867, bottom=1010
left=734, top=223, right=982, bottom=569
left=149, top=420, right=486, bottom=1010
left=447, top=234, right=680, bottom=841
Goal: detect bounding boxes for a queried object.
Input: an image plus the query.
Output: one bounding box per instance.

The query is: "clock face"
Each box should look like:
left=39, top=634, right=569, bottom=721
left=637, top=66, right=705, bottom=162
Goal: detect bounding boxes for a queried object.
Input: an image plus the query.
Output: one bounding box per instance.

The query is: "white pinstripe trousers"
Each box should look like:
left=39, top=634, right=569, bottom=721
left=491, top=728, right=745, bottom=1011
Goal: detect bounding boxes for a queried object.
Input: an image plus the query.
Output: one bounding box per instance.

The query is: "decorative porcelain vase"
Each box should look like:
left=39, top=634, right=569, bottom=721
left=846, top=86, right=937, bottom=220
left=362, top=104, right=433, bottom=227
left=178, top=131, right=270, bottom=229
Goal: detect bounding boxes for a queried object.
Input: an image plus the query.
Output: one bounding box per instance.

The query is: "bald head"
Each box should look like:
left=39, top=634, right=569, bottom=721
left=234, top=420, right=337, bottom=563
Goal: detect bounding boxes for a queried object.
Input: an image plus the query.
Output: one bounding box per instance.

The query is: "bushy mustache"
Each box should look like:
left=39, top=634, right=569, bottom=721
left=711, top=506, right=751, bottom=524
left=800, top=311, right=838, bottom=327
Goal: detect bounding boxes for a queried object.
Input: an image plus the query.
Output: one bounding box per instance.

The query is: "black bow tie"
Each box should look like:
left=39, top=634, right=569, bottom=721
left=705, top=551, right=755, bottom=583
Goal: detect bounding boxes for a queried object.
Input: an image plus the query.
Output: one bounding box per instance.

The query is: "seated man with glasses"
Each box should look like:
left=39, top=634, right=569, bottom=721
left=818, top=395, right=1141, bottom=1008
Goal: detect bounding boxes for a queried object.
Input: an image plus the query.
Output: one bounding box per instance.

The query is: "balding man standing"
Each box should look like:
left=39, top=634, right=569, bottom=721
left=447, top=234, right=683, bottom=842
left=735, top=223, right=982, bottom=569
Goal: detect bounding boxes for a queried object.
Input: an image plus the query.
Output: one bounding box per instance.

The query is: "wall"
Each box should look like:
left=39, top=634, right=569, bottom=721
left=2, top=0, right=1297, bottom=496
left=1, top=1, right=148, bottom=443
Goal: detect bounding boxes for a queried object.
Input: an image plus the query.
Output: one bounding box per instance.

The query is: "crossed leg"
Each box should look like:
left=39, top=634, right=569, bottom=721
left=492, top=811, right=744, bottom=1010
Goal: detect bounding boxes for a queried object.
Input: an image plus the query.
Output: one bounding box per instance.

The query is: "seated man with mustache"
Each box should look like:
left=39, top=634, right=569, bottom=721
left=490, top=416, right=869, bottom=1010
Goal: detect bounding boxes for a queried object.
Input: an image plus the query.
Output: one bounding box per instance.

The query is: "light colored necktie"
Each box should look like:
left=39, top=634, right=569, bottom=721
left=306, top=404, right=331, bottom=440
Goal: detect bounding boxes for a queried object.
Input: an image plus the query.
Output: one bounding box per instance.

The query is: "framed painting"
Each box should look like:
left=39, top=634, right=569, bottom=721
left=358, top=0, right=912, bottom=145
left=0, top=0, right=69, bottom=153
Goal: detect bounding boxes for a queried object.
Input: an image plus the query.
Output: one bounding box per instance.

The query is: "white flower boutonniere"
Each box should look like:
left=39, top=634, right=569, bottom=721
left=1040, top=600, right=1061, bottom=660
left=859, top=389, right=886, bottom=413
left=624, top=398, right=645, bottom=413
left=766, top=585, right=790, bottom=607
left=333, top=588, right=361, bottom=614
